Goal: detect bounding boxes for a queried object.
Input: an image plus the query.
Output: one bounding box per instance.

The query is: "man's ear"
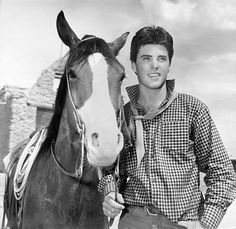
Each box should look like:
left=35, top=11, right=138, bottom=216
left=131, top=62, right=137, bottom=74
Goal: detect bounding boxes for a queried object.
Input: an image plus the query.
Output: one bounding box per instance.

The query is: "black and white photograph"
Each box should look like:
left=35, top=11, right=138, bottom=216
left=0, top=0, right=236, bottom=228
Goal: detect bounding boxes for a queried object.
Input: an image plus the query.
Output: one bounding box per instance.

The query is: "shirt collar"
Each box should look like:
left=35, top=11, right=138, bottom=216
left=126, top=79, right=176, bottom=110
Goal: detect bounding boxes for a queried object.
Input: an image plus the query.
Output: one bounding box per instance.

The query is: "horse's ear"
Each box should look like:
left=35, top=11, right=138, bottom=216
left=56, top=11, right=80, bottom=47
left=108, top=32, right=129, bottom=56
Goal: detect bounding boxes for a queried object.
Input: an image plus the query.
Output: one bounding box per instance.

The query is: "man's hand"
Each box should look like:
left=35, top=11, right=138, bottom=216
left=103, top=191, right=125, bottom=218
left=197, top=222, right=207, bottom=229
left=179, top=221, right=206, bottom=229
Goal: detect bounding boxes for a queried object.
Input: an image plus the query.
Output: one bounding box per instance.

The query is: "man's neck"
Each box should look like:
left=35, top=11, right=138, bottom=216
left=138, top=82, right=167, bottom=111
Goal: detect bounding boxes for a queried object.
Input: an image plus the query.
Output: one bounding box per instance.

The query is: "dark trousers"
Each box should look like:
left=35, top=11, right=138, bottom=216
left=118, top=206, right=187, bottom=229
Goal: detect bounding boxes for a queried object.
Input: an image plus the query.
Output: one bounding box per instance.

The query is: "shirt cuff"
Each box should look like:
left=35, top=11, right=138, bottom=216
left=200, top=204, right=225, bottom=229
left=104, top=181, right=116, bottom=196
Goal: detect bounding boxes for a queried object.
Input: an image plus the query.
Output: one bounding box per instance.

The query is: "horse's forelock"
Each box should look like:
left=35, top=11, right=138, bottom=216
left=67, top=36, right=114, bottom=68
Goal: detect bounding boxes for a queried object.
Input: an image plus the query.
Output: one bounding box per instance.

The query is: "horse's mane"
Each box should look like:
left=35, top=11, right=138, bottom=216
left=40, top=35, right=114, bottom=153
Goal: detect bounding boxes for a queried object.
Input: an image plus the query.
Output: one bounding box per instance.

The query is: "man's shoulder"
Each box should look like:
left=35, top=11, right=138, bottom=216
left=176, top=92, right=209, bottom=112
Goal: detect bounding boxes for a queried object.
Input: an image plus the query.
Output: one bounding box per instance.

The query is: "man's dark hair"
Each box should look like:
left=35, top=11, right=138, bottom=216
left=130, top=26, right=174, bottom=64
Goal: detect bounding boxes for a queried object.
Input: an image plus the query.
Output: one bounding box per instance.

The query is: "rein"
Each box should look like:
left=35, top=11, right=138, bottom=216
left=50, top=123, right=85, bottom=179
left=50, top=71, right=86, bottom=180
left=108, top=101, right=123, bottom=228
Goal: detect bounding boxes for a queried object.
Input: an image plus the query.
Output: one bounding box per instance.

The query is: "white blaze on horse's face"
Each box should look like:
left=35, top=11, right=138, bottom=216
left=78, top=53, right=124, bottom=166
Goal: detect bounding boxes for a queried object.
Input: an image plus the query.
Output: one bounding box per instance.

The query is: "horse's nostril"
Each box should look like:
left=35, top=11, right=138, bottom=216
left=91, top=132, right=99, bottom=139
left=91, top=132, right=99, bottom=147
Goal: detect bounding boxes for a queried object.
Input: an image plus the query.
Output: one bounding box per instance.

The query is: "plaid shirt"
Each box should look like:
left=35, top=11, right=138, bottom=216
left=98, top=80, right=236, bottom=229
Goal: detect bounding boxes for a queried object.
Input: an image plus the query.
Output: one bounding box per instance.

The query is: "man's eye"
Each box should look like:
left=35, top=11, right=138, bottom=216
left=159, top=57, right=167, bottom=62
left=142, top=57, right=150, bottom=60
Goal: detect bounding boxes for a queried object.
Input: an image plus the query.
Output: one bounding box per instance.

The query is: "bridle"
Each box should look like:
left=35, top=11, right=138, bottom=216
left=50, top=50, right=125, bottom=181
left=51, top=37, right=98, bottom=179
left=50, top=70, right=87, bottom=179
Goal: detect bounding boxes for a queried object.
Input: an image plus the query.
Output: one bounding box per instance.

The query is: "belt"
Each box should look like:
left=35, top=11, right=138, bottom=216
left=123, top=205, right=188, bottom=229
left=125, top=205, right=162, bottom=216
left=144, top=205, right=162, bottom=216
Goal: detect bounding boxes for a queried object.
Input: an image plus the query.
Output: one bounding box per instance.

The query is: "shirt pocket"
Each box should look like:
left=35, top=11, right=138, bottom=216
left=160, top=120, right=195, bottom=164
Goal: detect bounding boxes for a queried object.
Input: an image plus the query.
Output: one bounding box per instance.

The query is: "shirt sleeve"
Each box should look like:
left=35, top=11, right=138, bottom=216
left=193, top=105, right=236, bottom=229
left=97, top=173, right=116, bottom=196
left=98, top=144, right=129, bottom=196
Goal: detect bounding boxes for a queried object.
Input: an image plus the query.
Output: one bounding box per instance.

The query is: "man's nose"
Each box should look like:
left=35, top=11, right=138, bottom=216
left=151, top=60, right=159, bottom=69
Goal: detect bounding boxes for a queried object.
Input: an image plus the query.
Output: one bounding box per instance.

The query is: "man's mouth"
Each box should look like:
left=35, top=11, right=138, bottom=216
left=148, top=73, right=160, bottom=77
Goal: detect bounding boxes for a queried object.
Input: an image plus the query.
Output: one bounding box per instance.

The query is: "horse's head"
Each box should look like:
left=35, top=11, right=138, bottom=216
left=56, top=11, right=129, bottom=167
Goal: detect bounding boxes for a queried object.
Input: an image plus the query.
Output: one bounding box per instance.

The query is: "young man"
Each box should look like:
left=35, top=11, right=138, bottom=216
left=98, top=26, right=236, bottom=229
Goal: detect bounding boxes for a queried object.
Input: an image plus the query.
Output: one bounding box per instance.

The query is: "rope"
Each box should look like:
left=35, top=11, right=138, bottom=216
left=109, top=102, right=123, bottom=228
left=13, top=128, right=47, bottom=200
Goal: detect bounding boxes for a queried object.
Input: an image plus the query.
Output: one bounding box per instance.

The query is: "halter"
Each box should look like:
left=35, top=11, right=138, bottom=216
left=51, top=52, right=125, bottom=181
left=50, top=68, right=87, bottom=179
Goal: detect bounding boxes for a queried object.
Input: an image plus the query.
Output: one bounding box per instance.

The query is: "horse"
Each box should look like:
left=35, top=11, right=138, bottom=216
left=3, top=11, right=129, bottom=229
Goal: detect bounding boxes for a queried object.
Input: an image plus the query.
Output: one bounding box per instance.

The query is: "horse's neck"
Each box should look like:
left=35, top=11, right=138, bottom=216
left=54, top=109, right=79, bottom=163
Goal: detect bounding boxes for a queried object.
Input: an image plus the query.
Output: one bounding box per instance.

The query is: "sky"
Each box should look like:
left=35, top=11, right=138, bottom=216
left=0, top=0, right=236, bottom=157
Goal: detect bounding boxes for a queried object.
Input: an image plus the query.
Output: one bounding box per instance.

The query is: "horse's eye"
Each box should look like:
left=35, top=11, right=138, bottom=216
left=69, top=70, right=77, bottom=79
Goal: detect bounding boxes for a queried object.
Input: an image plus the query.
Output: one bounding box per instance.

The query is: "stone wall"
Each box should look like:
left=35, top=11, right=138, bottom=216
left=0, top=102, right=10, bottom=171
left=28, top=56, right=66, bottom=107
left=0, top=58, right=65, bottom=171
left=28, top=68, right=56, bottom=106
left=0, top=86, right=36, bottom=171
left=9, top=91, right=36, bottom=152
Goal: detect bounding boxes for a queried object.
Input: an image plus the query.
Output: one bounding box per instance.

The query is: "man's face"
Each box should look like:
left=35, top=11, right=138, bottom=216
left=132, top=44, right=170, bottom=90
